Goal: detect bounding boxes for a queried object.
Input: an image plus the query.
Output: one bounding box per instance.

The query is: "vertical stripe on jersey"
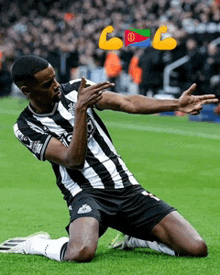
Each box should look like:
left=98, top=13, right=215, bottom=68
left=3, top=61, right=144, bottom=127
left=92, top=130, right=130, bottom=188
left=91, top=116, right=132, bottom=187
left=23, top=89, right=139, bottom=193
left=92, top=117, right=138, bottom=187
left=59, top=166, right=82, bottom=197
left=117, top=157, right=139, bottom=186
left=91, top=109, right=138, bottom=187
left=59, top=99, right=121, bottom=189
left=47, top=109, right=101, bottom=189
left=91, top=108, right=113, bottom=142
left=57, top=101, right=74, bottom=126
left=86, top=138, right=124, bottom=189
left=33, top=104, right=109, bottom=190
left=62, top=91, right=78, bottom=106
left=51, top=163, right=72, bottom=199
left=61, top=81, right=81, bottom=96
left=86, top=146, right=118, bottom=188
left=32, top=112, right=94, bottom=192
left=81, top=160, right=105, bottom=189
left=51, top=109, right=73, bottom=133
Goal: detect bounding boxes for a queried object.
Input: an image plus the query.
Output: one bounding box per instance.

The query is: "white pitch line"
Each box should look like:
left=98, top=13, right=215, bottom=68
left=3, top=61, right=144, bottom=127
left=1, top=108, right=220, bottom=140
left=106, top=121, right=220, bottom=140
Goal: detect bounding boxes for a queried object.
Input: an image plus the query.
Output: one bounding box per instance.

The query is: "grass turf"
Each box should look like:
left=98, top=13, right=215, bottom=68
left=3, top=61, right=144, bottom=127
left=0, top=97, right=220, bottom=275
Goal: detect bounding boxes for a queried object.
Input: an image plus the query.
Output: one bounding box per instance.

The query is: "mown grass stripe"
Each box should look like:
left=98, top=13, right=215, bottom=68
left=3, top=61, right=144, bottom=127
left=106, top=121, right=220, bottom=140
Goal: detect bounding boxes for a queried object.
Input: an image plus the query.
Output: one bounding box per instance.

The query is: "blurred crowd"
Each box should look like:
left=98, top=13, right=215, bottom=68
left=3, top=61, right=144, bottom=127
left=1, top=0, right=220, bottom=98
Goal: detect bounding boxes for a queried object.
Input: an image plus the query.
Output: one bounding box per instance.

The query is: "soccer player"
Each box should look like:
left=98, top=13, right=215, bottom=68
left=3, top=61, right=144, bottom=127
left=0, top=55, right=217, bottom=261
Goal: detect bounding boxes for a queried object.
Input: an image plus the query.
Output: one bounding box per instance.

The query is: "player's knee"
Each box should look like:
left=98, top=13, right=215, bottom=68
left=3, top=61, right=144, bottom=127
left=64, top=245, right=96, bottom=262
left=191, top=239, right=208, bottom=257
left=77, top=245, right=96, bottom=262
left=180, top=239, right=208, bottom=257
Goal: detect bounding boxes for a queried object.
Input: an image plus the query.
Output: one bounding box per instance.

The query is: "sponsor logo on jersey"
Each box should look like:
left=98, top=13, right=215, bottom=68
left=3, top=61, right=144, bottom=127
left=60, top=133, right=73, bottom=147
left=60, top=115, right=96, bottom=146
left=87, top=115, right=96, bottom=140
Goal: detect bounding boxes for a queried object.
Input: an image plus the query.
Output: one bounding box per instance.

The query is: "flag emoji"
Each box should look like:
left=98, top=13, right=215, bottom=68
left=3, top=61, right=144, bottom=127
left=124, top=29, right=151, bottom=47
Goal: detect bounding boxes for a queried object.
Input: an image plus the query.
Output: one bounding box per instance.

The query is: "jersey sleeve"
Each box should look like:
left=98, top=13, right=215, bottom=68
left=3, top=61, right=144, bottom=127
left=84, top=79, right=104, bottom=111
left=62, top=79, right=96, bottom=95
left=61, top=79, right=103, bottom=110
left=13, top=120, right=52, bottom=161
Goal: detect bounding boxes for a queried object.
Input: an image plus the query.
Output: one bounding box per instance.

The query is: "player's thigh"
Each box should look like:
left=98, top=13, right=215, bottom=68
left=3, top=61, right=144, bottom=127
left=151, top=211, right=208, bottom=257
left=113, top=188, right=175, bottom=240
left=65, top=217, right=99, bottom=262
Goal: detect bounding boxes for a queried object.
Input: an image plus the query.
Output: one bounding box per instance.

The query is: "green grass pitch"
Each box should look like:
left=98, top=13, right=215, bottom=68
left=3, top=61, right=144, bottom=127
left=0, top=97, right=220, bottom=275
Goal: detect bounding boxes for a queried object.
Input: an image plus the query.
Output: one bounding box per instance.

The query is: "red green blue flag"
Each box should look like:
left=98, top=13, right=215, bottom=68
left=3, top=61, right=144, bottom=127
left=124, top=29, right=151, bottom=47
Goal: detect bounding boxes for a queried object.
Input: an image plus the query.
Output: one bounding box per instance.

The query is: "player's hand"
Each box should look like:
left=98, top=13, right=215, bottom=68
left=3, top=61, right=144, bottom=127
left=76, top=77, right=114, bottom=110
left=177, top=83, right=219, bottom=115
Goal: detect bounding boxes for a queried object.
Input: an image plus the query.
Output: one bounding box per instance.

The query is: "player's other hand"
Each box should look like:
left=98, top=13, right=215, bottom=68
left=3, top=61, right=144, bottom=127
left=77, top=77, right=114, bottom=110
left=177, top=83, right=219, bottom=115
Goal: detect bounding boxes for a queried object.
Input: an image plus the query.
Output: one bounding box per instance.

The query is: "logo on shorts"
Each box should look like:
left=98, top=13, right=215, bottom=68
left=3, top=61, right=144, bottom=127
left=77, top=204, right=92, bottom=214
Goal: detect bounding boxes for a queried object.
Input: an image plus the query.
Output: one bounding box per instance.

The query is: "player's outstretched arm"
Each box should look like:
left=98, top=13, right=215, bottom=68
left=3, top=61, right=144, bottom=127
left=45, top=78, right=114, bottom=169
left=96, top=83, right=218, bottom=115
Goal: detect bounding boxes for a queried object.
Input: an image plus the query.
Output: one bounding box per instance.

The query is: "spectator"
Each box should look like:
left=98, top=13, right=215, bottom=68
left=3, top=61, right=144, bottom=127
left=138, top=47, right=164, bottom=97
left=0, top=0, right=220, bottom=95
left=179, top=38, right=204, bottom=95
left=104, top=51, right=122, bottom=92
left=200, top=43, right=220, bottom=97
left=0, top=60, right=13, bottom=98
left=120, top=48, right=134, bottom=74
left=128, top=49, right=143, bottom=85
left=51, top=43, right=79, bottom=83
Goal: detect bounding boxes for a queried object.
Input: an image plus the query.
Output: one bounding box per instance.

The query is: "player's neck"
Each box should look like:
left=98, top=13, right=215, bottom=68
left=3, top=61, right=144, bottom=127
left=30, top=101, right=56, bottom=114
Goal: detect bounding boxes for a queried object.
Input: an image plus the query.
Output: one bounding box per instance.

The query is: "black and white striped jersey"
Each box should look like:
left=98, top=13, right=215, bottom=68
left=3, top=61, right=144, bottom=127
left=13, top=79, right=139, bottom=199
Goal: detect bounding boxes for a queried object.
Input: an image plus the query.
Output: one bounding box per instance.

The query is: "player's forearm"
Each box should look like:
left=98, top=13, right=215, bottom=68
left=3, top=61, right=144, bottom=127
left=124, top=95, right=179, bottom=114
left=65, top=107, right=88, bottom=169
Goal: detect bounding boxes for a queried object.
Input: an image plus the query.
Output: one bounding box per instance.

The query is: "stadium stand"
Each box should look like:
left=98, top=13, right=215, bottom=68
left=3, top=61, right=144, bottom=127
left=1, top=0, right=220, bottom=102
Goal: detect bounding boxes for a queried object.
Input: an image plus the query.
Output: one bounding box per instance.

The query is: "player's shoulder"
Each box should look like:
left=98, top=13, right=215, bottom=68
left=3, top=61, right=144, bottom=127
left=61, top=79, right=96, bottom=95
left=15, top=106, right=31, bottom=124
left=14, top=105, right=37, bottom=132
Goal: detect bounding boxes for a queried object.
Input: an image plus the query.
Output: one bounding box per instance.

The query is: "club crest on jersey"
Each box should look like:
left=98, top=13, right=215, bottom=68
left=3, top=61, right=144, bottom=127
left=77, top=204, right=92, bottom=214
left=68, top=103, right=75, bottom=116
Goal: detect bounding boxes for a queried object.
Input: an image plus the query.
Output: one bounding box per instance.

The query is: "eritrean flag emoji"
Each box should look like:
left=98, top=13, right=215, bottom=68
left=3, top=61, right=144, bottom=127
left=124, top=29, right=151, bottom=47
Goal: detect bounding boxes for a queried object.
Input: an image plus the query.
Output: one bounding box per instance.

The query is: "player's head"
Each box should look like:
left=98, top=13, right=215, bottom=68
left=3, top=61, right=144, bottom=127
left=12, top=55, right=49, bottom=87
left=12, top=55, right=61, bottom=104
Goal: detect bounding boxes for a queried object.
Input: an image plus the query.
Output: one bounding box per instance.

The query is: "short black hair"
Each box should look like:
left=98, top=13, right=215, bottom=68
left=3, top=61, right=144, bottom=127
left=12, top=55, right=49, bottom=86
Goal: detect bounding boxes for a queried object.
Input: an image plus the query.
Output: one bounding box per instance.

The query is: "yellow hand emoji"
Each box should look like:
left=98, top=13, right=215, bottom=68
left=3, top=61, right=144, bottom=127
left=152, top=26, right=177, bottom=50
left=99, top=26, right=123, bottom=50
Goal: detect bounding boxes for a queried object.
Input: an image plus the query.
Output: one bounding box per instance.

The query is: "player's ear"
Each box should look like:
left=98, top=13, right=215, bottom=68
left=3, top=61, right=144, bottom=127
left=21, top=86, right=31, bottom=96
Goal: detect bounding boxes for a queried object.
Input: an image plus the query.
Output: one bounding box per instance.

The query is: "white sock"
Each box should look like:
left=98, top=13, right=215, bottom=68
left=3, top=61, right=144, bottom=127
left=126, top=237, right=175, bottom=256
left=30, top=237, right=69, bottom=261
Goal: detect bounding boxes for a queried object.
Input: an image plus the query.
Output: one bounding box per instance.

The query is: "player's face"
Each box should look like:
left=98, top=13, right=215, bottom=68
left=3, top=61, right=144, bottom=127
left=31, top=65, right=61, bottom=105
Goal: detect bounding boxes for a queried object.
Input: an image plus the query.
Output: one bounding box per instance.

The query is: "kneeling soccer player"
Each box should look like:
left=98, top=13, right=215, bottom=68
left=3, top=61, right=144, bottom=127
left=1, top=55, right=216, bottom=261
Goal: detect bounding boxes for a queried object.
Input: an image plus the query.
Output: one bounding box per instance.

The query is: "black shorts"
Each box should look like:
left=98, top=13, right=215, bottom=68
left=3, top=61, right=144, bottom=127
left=66, top=185, right=175, bottom=241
